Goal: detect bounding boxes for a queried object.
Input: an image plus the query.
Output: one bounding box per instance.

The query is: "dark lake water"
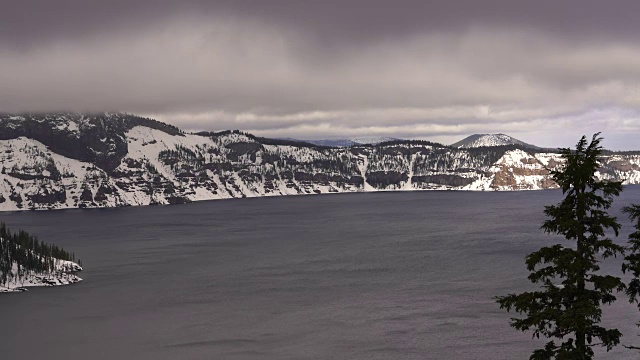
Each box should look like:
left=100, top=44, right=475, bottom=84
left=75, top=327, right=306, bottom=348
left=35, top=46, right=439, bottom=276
left=2, top=188, right=640, bottom=359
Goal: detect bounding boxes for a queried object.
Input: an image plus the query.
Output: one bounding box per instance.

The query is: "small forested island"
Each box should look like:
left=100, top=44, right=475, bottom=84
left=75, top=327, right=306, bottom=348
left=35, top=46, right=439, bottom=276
left=0, top=222, right=82, bottom=293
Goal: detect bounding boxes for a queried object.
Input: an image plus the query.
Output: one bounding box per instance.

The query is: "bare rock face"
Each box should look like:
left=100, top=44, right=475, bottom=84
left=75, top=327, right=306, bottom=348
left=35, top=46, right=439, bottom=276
left=607, top=160, right=640, bottom=172
left=413, top=175, right=475, bottom=187
left=27, top=185, right=67, bottom=205
left=1, top=113, right=639, bottom=211
left=80, top=187, right=93, bottom=202
left=489, top=150, right=558, bottom=190
left=365, top=171, right=409, bottom=189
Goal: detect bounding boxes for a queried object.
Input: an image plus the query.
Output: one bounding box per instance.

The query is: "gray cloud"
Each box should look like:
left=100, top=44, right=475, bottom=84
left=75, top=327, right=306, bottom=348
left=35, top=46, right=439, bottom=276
left=4, top=1, right=640, bottom=48
left=2, top=1, right=640, bottom=149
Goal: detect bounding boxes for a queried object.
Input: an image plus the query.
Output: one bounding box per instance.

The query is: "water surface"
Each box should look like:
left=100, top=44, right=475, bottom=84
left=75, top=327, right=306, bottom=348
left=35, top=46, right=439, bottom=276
left=2, top=189, right=640, bottom=359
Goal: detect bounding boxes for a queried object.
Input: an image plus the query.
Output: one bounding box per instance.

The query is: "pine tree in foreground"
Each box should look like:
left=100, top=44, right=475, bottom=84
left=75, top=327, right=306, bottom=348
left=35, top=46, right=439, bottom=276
left=496, top=134, right=625, bottom=359
left=622, top=204, right=640, bottom=350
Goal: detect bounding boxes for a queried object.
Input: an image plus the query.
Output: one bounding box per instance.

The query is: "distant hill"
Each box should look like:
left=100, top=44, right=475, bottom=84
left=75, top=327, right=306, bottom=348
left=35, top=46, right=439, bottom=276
left=290, top=136, right=400, bottom=147
left=451, top=134, right=540, bottom=149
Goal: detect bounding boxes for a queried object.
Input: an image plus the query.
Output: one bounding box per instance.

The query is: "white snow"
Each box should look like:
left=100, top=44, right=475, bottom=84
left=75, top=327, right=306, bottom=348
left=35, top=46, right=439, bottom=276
left=456, top=134, right=528, bottom=148
left=461, top=175, right=495, bottom=191
left=0, top=256, right=83, bottom=293
left=0, top=126, right=638, bottom=211
left=486, top=149, right=555, bottom=190
left=357, top=154, right=376, bottom=191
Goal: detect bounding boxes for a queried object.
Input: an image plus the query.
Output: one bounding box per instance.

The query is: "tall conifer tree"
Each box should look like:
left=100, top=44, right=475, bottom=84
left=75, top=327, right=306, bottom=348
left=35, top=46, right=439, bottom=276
left=622, top=204, right=640, bottom=350
left=496, top=134, right=625, bottom=359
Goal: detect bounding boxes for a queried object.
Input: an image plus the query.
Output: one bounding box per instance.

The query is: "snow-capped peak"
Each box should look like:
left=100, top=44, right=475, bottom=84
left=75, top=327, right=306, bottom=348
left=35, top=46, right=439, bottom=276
left=451, top=134, right=537, bottom=149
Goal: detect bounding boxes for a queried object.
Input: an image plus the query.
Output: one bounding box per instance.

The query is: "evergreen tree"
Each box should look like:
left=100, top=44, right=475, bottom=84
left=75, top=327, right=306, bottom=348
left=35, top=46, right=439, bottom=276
left=496, top=134, right=625, bottom=359
left=622, top=204, right=640, bottom=350
left=0, top=222, right=80, bottom=287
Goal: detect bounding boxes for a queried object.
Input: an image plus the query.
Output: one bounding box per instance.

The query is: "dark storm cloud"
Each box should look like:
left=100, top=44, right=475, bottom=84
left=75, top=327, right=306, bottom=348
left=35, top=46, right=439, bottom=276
left=4, top=0, right=640, bottom=48
left=2, top=1, right=640, bottom=148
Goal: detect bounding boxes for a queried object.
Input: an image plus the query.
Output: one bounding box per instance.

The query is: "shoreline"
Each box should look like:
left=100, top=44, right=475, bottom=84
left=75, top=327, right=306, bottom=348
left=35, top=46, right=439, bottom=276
left=0, top=260, right=83, bottom=293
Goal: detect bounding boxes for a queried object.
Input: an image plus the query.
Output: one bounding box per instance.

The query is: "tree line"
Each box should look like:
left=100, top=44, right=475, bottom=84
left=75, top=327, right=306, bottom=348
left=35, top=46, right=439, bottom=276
left=496, top=133, right=640, bottom=359
left=0, top=222, right=80, bottom=287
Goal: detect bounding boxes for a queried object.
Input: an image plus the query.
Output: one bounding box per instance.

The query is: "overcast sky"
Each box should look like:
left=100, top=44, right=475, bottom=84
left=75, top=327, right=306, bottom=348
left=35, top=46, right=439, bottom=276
left=2, top=1, right=640, bottom=149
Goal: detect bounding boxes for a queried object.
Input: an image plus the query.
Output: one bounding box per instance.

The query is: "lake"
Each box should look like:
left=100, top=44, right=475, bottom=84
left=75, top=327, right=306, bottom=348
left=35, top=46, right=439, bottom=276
left=2, top=188, right=640, bottom=359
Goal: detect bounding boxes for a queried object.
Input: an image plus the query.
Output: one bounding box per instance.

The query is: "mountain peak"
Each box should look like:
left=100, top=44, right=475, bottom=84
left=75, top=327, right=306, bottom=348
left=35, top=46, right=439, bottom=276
left=451, top=134, right=538, bottom=149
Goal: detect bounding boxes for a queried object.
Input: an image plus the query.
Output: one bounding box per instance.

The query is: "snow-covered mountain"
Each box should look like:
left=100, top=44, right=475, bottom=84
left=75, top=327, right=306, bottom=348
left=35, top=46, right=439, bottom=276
left=451, top=134, right=539, bottom=149
left=1, top=113, right=639, bottom=211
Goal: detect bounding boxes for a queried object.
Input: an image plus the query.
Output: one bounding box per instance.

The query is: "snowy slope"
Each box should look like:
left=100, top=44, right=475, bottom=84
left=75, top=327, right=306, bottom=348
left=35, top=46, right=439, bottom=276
left=488, top=149, right=556, bottom=190
left=1, top=113, right=639, bottom=211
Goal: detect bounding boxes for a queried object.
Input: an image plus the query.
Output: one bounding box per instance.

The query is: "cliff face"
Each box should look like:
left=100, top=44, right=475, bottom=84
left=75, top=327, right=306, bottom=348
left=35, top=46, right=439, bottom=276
left=1, top=113, right=639, bottom=211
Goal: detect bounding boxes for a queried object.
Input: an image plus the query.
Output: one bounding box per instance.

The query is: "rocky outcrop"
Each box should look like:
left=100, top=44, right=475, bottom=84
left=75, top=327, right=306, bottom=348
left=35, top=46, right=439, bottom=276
left=488, top=149, right=556, bottom=190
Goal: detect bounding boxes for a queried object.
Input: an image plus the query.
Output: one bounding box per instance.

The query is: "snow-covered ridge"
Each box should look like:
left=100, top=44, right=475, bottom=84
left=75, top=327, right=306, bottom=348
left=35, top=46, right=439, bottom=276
left=1, top=113, right=639, bottom=211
